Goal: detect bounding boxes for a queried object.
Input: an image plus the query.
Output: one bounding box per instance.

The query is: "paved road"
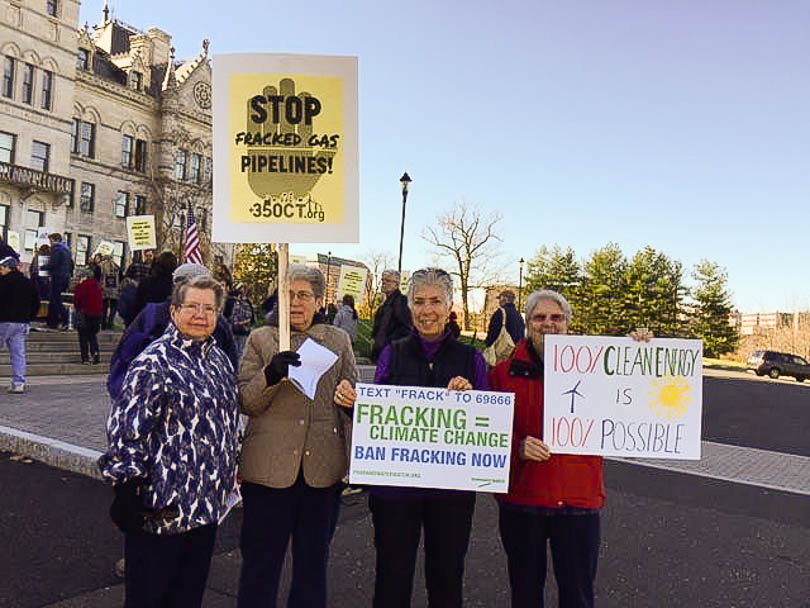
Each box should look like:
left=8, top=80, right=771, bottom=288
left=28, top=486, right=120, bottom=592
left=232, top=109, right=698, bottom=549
left=2, top=452, right=808, bottom=608
left=703, top=369, right=809, bottom=456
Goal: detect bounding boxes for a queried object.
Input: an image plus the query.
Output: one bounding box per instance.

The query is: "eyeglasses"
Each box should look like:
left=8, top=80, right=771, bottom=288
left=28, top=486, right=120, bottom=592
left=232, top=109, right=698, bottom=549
left=289, top=290, right=315, bottom=302
left=532, top=313, right=566, bottom=323
left=178, top=303, right=218, bottom=316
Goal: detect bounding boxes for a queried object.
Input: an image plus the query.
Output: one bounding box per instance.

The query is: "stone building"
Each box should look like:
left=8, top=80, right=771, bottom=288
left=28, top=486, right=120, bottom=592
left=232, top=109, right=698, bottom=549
left=0, top=0, right=230, bottom=271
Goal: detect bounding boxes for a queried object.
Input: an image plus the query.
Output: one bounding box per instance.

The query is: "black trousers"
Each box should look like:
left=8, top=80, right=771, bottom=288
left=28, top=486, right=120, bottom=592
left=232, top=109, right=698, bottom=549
left=498, top=504, right=600, bottom=608
left=124, top=524, right=217, bottom=608
left=369, top=492, right=476, bottom=608
left=103, top=298, right=118, bottom=328
left=47, top=275, right=68, bottom=327
left=77, top=316, right=100, bottom=361
left=237, top=476, right=341, bottom=608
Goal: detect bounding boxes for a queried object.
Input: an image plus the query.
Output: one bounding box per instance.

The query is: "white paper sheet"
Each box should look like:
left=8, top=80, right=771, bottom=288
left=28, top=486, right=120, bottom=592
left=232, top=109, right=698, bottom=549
left=288, top=337, right=339, bottom=400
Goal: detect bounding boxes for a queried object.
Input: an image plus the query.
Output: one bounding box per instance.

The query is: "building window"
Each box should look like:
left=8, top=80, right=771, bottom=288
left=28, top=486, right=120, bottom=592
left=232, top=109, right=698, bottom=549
left=80, top=121, right=95, bottom=158
left=190, top=153, right=202, bottom=184
left=134, top=195, right=147, bottom=215
left=0, top=204, right=8, bottom=242
left=204, top=156, right=213, bottom=185
left=77, top=235, right=90, bottom=266
left=31, top=141, right=50, bottom=172
left=113, top=241, right=125, bottom=267
left=79, top=182, right=94, bottom=212
left=174, top=149, right=187, bottom=180
left=121, top=135, right=133, bottom=168
left=24, top=210, right=44, bottom=251
left=114, top=190, right=129, bottom=218
left=76, top=49, right=89, bottom=71
left=134, top=139, right=148, bottom=172
left=2, top=57, right=14, bottom=98
left=46, top=0, right=58, bottom=17
left=0, top=131, right=15, bottom=164
left=40, top=70, right=52, bottom=110
left=129, top=70, right=142, bottom=90
left=21, top=63, right=34, bottom=105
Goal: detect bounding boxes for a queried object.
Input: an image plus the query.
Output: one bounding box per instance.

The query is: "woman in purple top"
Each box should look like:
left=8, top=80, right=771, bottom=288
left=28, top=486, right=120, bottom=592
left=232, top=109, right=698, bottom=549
left=344, top=267, right=487, bottom=608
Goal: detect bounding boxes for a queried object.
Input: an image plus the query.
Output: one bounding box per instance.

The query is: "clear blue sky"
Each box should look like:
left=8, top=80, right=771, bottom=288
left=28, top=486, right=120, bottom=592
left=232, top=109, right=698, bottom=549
left=86, top=0, right=809, bottom=313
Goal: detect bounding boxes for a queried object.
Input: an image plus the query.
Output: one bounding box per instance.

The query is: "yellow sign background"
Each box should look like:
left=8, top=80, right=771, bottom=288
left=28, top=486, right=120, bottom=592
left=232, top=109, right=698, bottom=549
left=227, top=73, right=345, bottom=224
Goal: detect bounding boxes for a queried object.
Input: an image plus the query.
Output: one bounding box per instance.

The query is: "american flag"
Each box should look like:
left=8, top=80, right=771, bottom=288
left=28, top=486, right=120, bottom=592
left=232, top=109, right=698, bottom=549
left=184, top=205, right=203, bottom=264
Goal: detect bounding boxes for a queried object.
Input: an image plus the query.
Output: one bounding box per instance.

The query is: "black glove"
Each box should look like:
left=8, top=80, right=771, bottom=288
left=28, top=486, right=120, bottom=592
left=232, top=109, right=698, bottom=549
left=109, top=479, right=144, bottom=534
left=264, top=351, right=301, bottom=386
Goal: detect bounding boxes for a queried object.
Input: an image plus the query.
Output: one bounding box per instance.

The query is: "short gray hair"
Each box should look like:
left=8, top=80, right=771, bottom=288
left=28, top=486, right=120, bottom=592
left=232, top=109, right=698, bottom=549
left=407, top=267, right=453, bottom=309
left=171, top=275, right=226, bottom=311
left=289, top=264, right=325, bottom=300
left=524, top=289, right=572, bottom=321
left=381, top=269, right=400, bottom=282
left=499, top=290, right=515, bottom=303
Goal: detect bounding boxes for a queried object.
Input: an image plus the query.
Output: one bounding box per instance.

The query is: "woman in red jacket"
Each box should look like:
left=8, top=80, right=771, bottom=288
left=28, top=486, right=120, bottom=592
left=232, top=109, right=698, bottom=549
left=74, top=266, right=103, bottom=364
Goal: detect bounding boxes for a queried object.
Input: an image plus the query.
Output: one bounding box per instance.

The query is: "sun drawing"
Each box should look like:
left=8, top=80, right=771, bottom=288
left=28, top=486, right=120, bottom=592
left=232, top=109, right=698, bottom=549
left=647, top=376, right=691, bottom=420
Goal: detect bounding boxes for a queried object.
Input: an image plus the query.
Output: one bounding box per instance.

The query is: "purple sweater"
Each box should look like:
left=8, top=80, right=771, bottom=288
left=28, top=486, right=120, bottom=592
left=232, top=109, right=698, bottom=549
left=371, top=330, right=488, bottom=501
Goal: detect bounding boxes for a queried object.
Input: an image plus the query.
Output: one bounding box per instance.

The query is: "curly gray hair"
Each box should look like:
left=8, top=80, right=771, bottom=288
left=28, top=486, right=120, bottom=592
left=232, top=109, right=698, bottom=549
left=288, top=264, right=326, bottom=301
left=524, top=289, right=572, bottom=321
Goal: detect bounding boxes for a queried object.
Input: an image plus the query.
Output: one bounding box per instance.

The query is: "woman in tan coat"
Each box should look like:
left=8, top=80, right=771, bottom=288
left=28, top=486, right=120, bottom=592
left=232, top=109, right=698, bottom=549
left=237, top=265, right=357, bottom=608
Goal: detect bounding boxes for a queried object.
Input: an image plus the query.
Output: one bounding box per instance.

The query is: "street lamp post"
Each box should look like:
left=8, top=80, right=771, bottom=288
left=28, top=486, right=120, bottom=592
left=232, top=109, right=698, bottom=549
left=518, top=257, right=525, bottom=311
left=397, top=172, right=412, bottom=275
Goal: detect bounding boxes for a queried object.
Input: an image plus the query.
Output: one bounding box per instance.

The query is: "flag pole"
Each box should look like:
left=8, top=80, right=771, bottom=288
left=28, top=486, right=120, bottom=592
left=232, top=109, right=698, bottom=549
left=278, top=243, right=290, bottom=351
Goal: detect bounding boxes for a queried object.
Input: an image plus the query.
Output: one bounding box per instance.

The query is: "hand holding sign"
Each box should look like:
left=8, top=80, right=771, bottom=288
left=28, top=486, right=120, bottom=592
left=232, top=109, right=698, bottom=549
left=243, top=77, right=337, bottom=216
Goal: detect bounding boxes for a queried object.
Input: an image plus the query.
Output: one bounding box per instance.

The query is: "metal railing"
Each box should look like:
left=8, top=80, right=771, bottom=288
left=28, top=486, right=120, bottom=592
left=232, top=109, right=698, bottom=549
left=0, top=161, right=74, bottom=195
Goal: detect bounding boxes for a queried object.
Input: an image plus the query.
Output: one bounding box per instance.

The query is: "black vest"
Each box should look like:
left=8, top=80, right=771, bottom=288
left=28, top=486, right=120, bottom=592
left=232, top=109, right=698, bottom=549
left=388, top=334, right=476, bottom=388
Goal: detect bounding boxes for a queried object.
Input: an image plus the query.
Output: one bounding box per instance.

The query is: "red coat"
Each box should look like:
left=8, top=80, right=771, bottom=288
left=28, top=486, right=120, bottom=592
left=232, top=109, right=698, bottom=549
left=489, top=339, right=605, bottom=509
left=74, top=278, right=103, bottom=317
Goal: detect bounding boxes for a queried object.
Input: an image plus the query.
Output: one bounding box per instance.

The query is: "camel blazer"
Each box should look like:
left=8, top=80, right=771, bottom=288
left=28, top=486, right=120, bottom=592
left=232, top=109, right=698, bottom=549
left=238, top=322, right=357, bottom=488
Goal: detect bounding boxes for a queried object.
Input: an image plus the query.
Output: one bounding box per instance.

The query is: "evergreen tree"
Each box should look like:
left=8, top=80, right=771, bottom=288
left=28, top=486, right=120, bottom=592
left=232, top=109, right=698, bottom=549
left=623, top=246, right=687, bottom=336
left=579, top=243, right=627, bottom=334
left=525, top=245, right=583, bottom=331
left=691, top=260, right=739, bottom=357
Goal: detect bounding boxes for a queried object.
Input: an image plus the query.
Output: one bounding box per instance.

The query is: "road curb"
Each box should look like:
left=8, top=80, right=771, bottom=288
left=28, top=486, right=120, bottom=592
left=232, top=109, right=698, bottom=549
left=0, top=425, right=103, bottom=480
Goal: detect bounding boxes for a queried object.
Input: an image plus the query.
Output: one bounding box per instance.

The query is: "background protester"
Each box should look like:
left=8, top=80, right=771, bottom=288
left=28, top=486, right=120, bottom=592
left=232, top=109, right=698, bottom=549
left=237, top=265, right=357, bottom=608
left=99, top=254, right=121, bottom=329
left=485, top=289, right=525, bottom=347
left=446, top=310, right=462, bottom=339
left=123, top=249, right=154, bottom=284
left=363, top=267, right=488, bottom=608
left=107, top=263, right=237, bottom=401
left=0, top=256, right=40, bottom=394
left=73, top=266, right=103, bottom=365
left=224, top=282, right=255, bottom=358
left=42, top=233, right=74, bottom=330
left=119, top=250, right=155, bottom=327
left=30, top=244, right=51, bottom=302
left=133, top=251, right=177, bottom=320
left=332, top=293, right=358, bottom=342
left=489, top=289, right=651, bottom=608
left=370, top=269, right=412, bottom=362
left=98, top=275, right=239, bottom=607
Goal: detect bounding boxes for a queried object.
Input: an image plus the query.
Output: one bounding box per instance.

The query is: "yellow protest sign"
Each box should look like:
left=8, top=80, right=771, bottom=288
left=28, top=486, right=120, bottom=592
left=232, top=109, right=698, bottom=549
left=126, top=215, right=157, bottom=251
left=212, top=54, right=358, bottom=243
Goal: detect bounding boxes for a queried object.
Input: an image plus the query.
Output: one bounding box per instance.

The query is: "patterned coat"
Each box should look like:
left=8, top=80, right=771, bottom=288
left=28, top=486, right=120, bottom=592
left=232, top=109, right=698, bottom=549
left=238, top=321, right=357, bottom=489
left=98, top=324, right=240, bottom=535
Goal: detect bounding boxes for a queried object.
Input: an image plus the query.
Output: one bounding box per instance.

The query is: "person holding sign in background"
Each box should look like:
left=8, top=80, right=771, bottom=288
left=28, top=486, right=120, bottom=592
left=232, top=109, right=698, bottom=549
left=489, top=290, right=650, bottom=608
left=358, top=267, right=488, bottom=608
left=236, top=265, right=357, bottom=608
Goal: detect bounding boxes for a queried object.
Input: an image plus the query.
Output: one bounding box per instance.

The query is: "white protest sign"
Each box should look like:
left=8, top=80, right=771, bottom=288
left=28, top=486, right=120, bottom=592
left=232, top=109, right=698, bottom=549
left=212, top=53, right=359, bottom=243
left=93, top=240, right=116, bottom=258
left=349, top=383, right=514, bottom=492
left=126, top=215, right=156, bottom=251
left=36, top=227, right=52, bottom=248
left=543, top=335, right=703, bottom=459
left=337, top=265, right=367, bottom=302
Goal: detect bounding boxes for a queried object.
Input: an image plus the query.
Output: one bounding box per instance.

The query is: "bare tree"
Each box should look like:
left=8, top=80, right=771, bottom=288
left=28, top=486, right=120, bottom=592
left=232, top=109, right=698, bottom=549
left=360, top=249, right=394, bottom=318
left=422, top=201, right=504, bottom=330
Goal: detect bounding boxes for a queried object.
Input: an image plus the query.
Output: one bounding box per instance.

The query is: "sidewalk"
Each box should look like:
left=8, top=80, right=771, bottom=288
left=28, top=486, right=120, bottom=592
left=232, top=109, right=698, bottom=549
left=1, top=370, right=808, bottom=495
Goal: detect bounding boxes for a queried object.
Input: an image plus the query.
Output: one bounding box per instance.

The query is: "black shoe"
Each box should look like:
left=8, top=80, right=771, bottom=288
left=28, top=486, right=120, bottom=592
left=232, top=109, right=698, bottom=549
left=92, top=354, right=100, bottom=365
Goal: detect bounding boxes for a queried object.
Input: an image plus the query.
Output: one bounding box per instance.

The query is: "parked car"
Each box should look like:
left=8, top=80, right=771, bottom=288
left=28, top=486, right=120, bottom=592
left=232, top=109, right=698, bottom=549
left=747, top=350, right=810, bottom=382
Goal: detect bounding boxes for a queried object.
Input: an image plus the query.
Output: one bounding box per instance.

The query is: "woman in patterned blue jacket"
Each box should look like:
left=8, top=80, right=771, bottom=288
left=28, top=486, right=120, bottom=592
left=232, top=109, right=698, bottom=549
left=98, top=274, right=240, bottom=608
